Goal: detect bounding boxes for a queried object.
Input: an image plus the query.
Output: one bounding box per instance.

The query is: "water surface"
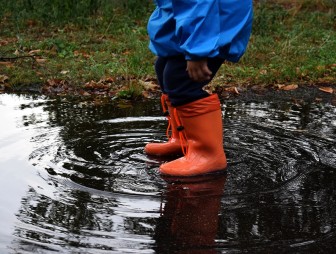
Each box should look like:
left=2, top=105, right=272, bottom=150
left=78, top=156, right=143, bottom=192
left=0, top=93, right=335, bottom=253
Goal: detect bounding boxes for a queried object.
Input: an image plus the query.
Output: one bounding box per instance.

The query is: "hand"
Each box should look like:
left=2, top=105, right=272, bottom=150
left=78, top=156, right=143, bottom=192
left=186, top=59, right=212, bottom=82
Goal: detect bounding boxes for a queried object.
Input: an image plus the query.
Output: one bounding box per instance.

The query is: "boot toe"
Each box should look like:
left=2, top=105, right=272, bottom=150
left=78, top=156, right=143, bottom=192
left=160, top=157, right=227, bottom=177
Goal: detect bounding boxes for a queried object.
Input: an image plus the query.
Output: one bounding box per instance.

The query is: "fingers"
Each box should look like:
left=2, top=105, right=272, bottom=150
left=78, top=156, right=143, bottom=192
left=190, top=65, right=211, bottom=81
left=187, top=60, right=213, bottom=82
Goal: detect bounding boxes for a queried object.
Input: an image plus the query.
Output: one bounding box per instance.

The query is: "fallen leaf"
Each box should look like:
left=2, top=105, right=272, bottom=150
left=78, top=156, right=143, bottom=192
left=35, top=58, right=47, bottom=64
left=259, top=69, right=267, bottom=75
left=275, top=84, right=285, bottom=89
left=143, top=76, right=157, bottom=82
left=29, top=49, right=42, bottom=55
left=224, top=86, right=240, bottom=94
left=43, top=79, right=70, bottom=95
left=0, top=40, right=9, bottom=46
left=319, top=87, right=334, bottom=94
left=81, top=91, right=91, bottom=96
left=0, top=62, right=14, bottom=67
left=0, top=75, right=9, bottom=83
left=142, top=91, right=153, bottom=99
left=102, top=77, right=115, bottom=83
left=74, top=50, right=91, bottom=58
left=139, top=80, right=158, bottom=91
left=281, top=84, right=298, bottom=91
left=29, top=49, right=55, bottom=55
left=47, top=79, right=64, bottom=86
left=60, top=70, right=70, bottom=75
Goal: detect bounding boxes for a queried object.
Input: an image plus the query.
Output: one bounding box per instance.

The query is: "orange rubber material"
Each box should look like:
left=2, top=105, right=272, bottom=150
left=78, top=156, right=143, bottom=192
left=144, top=95, right=184, bottom=156
left=160, top=94, right=227, bottom=176
left=156, top=174, right=227, bottom=250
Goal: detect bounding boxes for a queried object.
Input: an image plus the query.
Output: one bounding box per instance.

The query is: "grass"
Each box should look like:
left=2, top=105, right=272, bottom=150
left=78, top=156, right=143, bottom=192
left=0, top=0, right=335, bottom=97
left=215, top=0, right=336, bottom=88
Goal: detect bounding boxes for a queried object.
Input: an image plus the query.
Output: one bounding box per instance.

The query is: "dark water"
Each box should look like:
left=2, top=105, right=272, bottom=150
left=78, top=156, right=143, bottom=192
left=0, top=93, right=335, bottom=254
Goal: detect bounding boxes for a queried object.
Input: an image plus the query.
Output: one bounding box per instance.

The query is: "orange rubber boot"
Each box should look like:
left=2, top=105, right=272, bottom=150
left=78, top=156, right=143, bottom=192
left=144, top=94, right=184, bottom=156
left=160, top=94, right=227, bottom=176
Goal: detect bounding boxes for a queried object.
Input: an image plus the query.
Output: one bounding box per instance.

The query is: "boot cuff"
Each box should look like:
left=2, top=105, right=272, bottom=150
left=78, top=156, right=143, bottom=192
left=176, top=94, right=221, bottom=118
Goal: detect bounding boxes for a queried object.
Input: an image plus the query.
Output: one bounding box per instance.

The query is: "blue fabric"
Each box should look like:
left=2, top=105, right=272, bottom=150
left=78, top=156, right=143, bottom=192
left=155, top=56, right=224, bottom=106
left=148, top=0, right=253, bottom=62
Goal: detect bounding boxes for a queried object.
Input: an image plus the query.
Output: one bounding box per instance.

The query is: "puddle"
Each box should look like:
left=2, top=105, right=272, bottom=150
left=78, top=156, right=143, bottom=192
left=0, top=93, right=335, bottom=253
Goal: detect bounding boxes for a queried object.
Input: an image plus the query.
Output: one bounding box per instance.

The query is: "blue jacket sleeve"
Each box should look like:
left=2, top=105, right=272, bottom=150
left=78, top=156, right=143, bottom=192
left=172, top=0, right=253, bottom=61
left=172, top=0, right=220, bottom=60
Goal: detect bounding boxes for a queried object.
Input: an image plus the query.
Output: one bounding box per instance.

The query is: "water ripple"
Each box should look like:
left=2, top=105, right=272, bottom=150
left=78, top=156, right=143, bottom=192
left=1, top=94, right=335, bottom=253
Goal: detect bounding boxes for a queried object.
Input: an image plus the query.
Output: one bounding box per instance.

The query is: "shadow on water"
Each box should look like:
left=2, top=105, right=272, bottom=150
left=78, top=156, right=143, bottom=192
left=0, top=92, right=335, bottom=253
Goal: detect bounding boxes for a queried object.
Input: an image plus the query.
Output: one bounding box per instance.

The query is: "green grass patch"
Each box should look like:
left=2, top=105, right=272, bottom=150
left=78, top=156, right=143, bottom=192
left=214, top=0, right=336, bottom=87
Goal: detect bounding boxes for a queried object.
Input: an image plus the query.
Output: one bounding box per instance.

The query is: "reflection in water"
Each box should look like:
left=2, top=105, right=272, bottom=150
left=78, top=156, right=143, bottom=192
left=0, top=93, right=336, bottom=253
left=155, top=174, right=227, bottom=254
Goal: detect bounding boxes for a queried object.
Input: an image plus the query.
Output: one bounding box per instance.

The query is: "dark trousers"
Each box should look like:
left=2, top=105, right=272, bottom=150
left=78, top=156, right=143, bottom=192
left=155, top=56, right=224, bottom=106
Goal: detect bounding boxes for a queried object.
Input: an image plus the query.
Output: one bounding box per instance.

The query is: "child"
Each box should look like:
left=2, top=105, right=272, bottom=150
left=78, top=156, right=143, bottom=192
left=145, top=0, right=253, bottom=176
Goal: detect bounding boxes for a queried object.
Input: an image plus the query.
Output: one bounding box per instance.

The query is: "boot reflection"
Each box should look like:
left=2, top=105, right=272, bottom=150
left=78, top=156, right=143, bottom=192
left=155, top=173, right=227, bottom=254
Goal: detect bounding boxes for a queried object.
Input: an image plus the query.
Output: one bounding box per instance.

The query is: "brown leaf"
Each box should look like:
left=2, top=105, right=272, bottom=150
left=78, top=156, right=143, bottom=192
left=29, top=49, right=42, bottom=55
left=74, top=50, right=91, bottom=58
left=142, top=91, right=153, bottom=99
left=35, top=58, right=47, bottom=64
left=319, top=87, right=334, bottom=94
left=281, top=84, right=298, bottom=91
left=0, top=40, right=9, bottom=46
left=84, top=80, right=110, bottom=91
left=101, top=77, right=115, bottom=83
left=224, top=86, right=240, bottom=94
left=274, top=84, right=285, bottom=90
left=0, top=62, right=14, bottom=67
left=139, top=80, right=158, bottom=91
left=122, top=51, right=131, bottom=55
left=0, top=75, right=9, bottom=83
left=29, top=49, right=55, bottom=55
left=47, top=79, right=63, bottom=86
left=233, top=87, right=240, bottom=94
left=259, top=69, right=267, bottom=75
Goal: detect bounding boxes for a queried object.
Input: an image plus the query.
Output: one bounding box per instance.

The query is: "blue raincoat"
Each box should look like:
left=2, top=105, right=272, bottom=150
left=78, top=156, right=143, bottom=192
left=148, top=0, right=253, bottom=62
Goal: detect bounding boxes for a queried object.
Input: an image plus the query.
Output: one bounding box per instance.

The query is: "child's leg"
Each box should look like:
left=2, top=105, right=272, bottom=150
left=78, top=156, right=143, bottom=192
left=144, top=56, right=185, bottom=156
left=162, top=56, right=224, bottom=106
left=154, top=57, right=168, bottom=93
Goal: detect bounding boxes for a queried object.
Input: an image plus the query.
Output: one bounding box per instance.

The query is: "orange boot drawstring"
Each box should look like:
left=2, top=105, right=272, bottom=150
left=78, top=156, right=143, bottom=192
left=173, top=108, right=188, bottom=155
left=161, top=94, right=172, bottom=140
